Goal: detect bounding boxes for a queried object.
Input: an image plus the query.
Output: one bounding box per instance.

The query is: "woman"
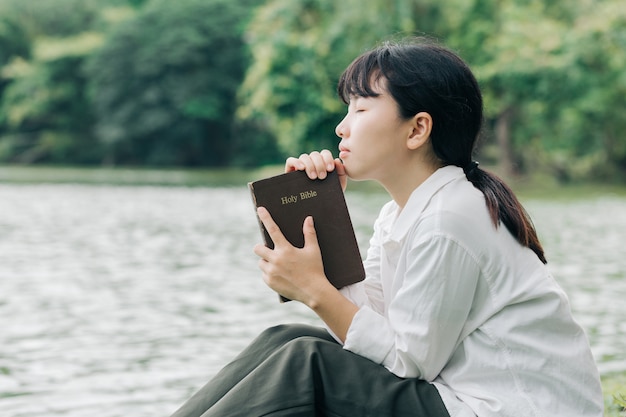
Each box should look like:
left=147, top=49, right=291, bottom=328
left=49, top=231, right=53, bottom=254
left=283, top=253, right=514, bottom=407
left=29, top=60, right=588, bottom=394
left=170, top=38, right=603, bottom=417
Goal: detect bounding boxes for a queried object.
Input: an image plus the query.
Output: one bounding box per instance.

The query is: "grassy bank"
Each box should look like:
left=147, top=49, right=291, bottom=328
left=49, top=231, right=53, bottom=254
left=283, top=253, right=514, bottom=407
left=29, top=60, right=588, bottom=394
left=0, top=164, right=286, bottom=187
left=2, top=164, right=626, bottom=198
left=604, top=373, right=626, bottom=416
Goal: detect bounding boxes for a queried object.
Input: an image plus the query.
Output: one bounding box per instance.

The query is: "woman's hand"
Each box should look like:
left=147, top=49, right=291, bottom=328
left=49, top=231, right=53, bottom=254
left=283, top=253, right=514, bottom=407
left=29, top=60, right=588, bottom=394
left=252, top=206, right=360, bottom=343
left=253, top=207, right=334, bottom=307
left=285, top=149, right=348, bottom=192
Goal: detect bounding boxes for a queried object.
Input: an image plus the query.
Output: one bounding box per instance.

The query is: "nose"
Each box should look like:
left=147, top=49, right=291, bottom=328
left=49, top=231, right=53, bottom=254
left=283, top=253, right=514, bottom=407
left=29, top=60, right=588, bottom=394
left=335, top=115, right=348, bottom=138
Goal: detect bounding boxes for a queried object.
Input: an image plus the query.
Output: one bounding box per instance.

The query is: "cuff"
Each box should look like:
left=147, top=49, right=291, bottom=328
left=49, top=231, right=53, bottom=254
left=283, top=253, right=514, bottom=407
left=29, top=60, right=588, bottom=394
left=342, top=305, right=394, bottom=365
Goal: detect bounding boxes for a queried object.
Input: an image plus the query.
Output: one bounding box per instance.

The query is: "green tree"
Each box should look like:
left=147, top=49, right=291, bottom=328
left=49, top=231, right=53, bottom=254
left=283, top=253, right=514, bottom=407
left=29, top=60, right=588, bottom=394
left=0, top=33, right=104, bottom=163
left=0, top=0, right=623, bottom=177
left=470, top=0, right=626, bottom=181
left=0, top=0, right=140, bottom=164
left=0, top=0, right=121, bottom=37
left=0, top=15, right=31, bottom=141
left=551, top=0, right=626, bottom=181
left=238, top=0, right=426, bottom=157
left=240, top=0, right=626, bottom=181
left=459, top=0, right=573, bottom=177
left=0, top=16, right=30, bottom=68
left=85, top=0, right=262, bottom=166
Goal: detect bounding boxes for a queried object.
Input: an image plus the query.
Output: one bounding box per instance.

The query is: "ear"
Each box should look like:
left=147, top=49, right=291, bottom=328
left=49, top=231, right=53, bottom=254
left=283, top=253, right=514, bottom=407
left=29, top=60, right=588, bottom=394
left=406, top=112, right=433, bottom=150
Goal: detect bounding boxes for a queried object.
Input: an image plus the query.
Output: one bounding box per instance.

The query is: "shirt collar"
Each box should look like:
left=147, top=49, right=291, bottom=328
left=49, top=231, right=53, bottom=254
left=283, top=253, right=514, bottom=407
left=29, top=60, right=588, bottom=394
left=389, top=165, right=466, bottom=242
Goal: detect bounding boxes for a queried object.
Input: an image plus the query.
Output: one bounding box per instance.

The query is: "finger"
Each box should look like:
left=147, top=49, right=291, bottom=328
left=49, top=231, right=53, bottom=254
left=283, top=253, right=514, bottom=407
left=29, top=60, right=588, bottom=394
left=320, top=149, right=336, bottom=172
left=257, top=207, right=289, bottom=246
left=257, top=258, right=269, bottom=274
left=308, top=151, right=329, bottom=179
left=334, top=158, right=348, bottom=191
left=297, top=153, right=319, bottom=179
left=285, top=156, right=305, bottom=173
left=253, top=243, right=272, bottom=259
left=302, top=216, right=320, bottom=249
left=334, top=158, right=346, bottom=175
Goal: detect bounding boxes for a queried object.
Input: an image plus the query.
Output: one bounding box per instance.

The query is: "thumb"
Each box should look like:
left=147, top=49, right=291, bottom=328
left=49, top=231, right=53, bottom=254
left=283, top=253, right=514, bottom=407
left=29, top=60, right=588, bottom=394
left=334, top=158, right=348, bottom=191
left=303, top=216, right=319, bottom=248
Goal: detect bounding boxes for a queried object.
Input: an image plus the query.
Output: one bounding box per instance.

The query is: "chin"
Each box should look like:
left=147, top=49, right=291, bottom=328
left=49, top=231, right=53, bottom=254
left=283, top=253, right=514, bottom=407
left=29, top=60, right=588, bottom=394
left=343, top=167, right=364, bottom=182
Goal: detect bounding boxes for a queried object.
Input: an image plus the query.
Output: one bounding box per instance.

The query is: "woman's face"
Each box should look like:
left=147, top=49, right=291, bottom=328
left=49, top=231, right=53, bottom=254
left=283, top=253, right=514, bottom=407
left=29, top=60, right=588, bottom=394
left=335, top=83, right=415, bottom=183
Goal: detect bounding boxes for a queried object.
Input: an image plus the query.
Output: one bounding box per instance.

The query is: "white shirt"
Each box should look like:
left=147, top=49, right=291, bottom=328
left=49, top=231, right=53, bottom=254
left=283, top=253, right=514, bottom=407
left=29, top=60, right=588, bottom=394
left=338, top=166, right=603, bottom=417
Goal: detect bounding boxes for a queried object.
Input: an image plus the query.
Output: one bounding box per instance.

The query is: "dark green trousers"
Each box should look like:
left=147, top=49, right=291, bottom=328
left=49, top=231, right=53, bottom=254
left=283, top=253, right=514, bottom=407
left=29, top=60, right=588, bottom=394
left=169, top=324, right=450, bottom=417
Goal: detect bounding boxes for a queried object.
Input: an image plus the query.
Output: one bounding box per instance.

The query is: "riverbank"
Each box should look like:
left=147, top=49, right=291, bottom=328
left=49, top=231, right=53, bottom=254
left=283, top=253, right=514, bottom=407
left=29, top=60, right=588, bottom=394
left=0, top=164, right=284, bottom=187
left=604, top=373, right=626, bottom=416
left=2, top=163, right=626, bottom=199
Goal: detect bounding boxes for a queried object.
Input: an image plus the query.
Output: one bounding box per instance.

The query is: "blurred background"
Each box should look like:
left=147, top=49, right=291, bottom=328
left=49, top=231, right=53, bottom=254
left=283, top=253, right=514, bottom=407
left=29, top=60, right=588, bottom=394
left=1, top=0, right=625, bottom=416
left=0, top=0, right=624, bottom=182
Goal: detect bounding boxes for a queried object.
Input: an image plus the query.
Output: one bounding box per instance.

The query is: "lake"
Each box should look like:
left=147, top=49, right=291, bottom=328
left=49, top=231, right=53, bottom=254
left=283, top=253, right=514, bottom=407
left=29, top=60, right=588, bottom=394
left=0, top=183, right=624, bottom=416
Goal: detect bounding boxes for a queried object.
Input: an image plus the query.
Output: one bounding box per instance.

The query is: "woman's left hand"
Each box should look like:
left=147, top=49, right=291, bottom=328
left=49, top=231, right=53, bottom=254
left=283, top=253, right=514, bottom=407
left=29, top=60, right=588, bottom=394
left=285, top=149, right=348, bottom=192
left=253, top=207, right=333, bottom=306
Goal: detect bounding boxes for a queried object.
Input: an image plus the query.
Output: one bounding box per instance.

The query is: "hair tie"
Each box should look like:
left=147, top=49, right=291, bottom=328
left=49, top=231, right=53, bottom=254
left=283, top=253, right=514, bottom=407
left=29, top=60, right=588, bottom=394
left=463, top=160, right=479, bottom=176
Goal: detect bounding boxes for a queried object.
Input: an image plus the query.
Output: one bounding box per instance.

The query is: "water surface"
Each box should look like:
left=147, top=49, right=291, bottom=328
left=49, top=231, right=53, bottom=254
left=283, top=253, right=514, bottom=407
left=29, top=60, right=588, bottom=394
left=0, top=184, right=624, bottom=416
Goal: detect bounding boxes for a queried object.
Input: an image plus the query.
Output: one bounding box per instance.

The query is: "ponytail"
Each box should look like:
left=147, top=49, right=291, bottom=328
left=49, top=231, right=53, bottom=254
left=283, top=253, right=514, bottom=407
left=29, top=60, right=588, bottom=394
left=466, top=166, right=547, bottom=264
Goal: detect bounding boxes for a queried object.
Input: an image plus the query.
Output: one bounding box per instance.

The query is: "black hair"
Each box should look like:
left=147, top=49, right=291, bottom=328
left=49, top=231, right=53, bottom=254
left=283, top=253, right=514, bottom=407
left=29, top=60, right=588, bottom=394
left=337, top=37, right=546, bottom=264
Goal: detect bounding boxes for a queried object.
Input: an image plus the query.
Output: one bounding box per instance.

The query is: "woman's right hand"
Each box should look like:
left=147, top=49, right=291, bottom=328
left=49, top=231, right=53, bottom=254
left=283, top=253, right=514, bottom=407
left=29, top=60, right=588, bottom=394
left=285, top=149, right=348, bottom=191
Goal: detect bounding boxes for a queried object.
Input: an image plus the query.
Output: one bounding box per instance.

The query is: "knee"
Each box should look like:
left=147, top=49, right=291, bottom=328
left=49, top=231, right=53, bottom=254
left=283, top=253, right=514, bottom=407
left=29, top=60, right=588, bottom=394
left=258, top=323, right=329, bottom=343
left=280, top=336, right=338, bottom=358
left=274, top=337, right=348, bottom=377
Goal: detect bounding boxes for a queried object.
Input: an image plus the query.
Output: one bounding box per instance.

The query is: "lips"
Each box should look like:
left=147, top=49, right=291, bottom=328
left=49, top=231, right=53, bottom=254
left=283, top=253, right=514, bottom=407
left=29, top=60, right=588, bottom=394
left=338, top=144, right=349, bottom=159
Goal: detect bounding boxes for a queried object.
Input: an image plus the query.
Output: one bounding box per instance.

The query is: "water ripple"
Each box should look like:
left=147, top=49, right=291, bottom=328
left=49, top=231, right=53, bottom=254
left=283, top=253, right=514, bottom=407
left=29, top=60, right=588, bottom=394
left=0, top=184, right=624, bottom=416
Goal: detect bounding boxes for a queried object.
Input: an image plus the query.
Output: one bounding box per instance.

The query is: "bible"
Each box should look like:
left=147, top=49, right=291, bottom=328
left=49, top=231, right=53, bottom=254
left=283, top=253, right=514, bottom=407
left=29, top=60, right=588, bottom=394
left=249, top=170, right=365, bottom=302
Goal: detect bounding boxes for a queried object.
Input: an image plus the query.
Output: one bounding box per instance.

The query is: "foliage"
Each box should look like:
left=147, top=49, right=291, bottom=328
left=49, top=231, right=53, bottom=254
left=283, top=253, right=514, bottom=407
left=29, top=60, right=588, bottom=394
left=0, top=16, right=30, bottom=68
left=449, top=0, right=626, bottom=180
left=603, top=373, right=626, bottom=416
left=558, top=1, right=626, bottom=181
left=0, top=0, right=136, bottom=164
left=239, top=0, right=626, bottom=180
left=84, top=0, right=259, bottom=166
left=0, top=0, right=121, bottom=37
left=0, top=0, right=624, bottom=178
left=238, top=0, right=424, bottom=156
left=0, top=33, right=104, bottom=163
left=0, top=0, right=269, bottom=167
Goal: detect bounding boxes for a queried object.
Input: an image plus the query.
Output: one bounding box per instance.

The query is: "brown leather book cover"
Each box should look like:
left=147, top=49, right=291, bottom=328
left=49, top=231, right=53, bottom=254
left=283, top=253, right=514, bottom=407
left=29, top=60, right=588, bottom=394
left=249, top=170, right=365, bottom=302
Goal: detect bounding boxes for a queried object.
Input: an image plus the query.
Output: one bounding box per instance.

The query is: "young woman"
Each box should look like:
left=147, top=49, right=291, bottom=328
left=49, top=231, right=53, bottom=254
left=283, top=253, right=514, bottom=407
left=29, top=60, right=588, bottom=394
left=170, top=38, right=603, bottom=417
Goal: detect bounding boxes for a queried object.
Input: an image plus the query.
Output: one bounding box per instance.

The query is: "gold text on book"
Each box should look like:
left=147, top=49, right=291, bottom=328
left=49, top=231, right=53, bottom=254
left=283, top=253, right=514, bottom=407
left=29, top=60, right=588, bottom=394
left=281, top=190, right=318, bottom=205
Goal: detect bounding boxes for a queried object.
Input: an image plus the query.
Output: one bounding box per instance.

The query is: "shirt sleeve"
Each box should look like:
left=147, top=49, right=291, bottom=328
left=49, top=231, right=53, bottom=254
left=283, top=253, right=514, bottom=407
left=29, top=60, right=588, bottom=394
left=359, top=212, right=386, bottom=314
left=340, top=206, right=388, bottom=309
left=324, top=206, right=388, bottom=343
left=343, top=232, right=481, bottom=380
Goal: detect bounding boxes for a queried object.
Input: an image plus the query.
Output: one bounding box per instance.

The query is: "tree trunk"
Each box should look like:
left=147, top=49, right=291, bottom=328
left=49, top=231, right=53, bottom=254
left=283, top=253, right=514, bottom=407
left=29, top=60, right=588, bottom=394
left=495, top=107, right=519, bottom=177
